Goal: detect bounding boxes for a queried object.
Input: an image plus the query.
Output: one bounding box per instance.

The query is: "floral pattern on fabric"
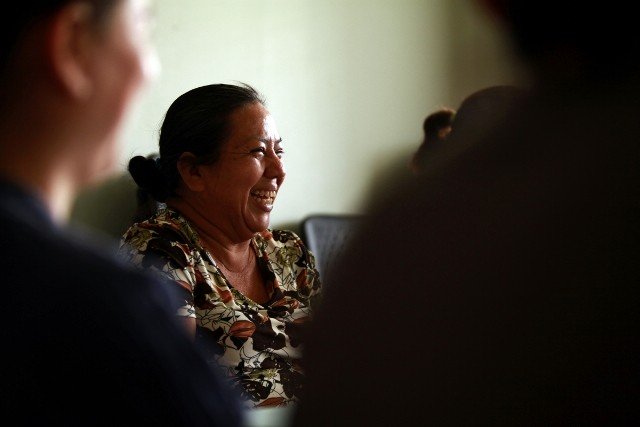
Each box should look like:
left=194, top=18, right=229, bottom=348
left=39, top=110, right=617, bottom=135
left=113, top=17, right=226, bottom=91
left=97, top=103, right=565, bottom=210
left=118, top=208, right=322, bottom=408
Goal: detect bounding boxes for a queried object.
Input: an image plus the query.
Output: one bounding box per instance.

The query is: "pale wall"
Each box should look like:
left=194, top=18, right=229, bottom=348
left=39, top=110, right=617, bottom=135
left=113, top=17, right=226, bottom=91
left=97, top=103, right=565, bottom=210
left=72, top=0, right=522, bottom=237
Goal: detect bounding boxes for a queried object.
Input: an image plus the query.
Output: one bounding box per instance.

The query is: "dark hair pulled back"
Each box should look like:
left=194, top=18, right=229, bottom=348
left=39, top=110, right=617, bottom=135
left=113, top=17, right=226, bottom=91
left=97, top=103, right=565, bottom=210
left=128, top=83, right=265, bottom=202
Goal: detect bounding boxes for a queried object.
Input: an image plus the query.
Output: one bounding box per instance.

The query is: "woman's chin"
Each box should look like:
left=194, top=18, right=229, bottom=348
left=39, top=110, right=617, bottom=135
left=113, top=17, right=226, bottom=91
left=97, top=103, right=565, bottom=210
left=246, top=214, right=271, bottom=234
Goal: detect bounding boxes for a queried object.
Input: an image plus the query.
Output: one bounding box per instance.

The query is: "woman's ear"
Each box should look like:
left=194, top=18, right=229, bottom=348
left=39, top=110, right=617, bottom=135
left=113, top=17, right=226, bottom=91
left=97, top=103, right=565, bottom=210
left=46, top=2, right=95, bottom=100
left=176, top=153, right=206, bottom=192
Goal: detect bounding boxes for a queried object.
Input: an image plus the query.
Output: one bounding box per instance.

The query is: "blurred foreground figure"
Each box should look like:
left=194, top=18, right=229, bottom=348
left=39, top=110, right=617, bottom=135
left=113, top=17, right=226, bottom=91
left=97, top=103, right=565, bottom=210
left=294, top=1, right=640, bottom=425
left=410, top=85, right=526, bottom=176
left=0, top=1, right=242, bottom=425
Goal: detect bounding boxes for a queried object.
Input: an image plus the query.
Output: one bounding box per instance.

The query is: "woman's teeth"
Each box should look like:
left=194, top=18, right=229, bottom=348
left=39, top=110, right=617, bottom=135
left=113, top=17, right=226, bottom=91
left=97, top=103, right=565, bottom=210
left=251, top=190, right=276, bottom=205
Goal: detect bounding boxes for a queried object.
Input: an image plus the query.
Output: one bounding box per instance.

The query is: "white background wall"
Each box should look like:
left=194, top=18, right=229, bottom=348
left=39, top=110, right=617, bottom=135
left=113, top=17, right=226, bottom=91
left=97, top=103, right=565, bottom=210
left=73, top=0, right=523, bottom=236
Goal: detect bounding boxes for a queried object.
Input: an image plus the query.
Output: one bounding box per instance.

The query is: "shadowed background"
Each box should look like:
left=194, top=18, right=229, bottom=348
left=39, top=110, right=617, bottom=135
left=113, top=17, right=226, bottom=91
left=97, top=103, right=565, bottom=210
left=71, top=0, right=525, bottom=239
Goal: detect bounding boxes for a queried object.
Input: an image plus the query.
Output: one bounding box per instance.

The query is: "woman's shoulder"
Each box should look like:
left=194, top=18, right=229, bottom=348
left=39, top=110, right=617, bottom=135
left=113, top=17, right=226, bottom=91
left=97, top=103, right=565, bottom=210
left=123, top=208, right=193, bottom=242
left=255, top=228, right=317, bottom=268
left=119, top=208, right=201, bottom=263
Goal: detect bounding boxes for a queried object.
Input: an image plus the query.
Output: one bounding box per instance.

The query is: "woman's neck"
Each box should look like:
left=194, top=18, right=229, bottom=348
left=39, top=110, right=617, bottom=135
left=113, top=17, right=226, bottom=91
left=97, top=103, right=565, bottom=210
left=167, top=197, right=253, bottom=269
left=168, top=196, right=267, bottom=304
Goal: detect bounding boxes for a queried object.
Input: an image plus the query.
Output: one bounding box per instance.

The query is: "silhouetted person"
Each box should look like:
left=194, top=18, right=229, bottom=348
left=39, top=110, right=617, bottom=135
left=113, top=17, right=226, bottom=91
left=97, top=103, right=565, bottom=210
left=1, top=1, right=242, bottom=424
left=411, top=85, right=527, bottom=176
left=447, top=84, right=525, bottom=146
left=294, top=1, right=640, bottom=425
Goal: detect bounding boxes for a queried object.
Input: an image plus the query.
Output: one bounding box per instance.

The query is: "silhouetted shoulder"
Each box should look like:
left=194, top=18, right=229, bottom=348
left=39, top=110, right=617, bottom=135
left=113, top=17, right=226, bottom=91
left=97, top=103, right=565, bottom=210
left=0, top=182, right=242, bottom=426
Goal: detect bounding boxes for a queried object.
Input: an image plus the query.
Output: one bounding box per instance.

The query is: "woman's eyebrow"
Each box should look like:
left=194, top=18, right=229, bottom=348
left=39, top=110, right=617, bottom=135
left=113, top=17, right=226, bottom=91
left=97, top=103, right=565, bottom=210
left=258, top=137, right=283, bottom=144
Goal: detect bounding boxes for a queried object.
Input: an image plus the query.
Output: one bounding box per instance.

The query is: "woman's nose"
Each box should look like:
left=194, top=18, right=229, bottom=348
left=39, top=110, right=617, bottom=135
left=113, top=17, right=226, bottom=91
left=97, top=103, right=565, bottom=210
left=266, top=152, right=286, bottom=181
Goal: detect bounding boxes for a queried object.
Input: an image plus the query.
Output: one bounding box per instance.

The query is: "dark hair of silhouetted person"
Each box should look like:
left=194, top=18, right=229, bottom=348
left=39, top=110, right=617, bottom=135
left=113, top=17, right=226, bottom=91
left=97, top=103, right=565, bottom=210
left=410, top=108, right=456, bottom=174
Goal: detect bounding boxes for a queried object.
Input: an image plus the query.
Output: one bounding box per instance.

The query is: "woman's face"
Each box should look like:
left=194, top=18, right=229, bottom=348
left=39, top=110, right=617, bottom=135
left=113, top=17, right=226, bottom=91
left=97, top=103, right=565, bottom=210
left=198, top=102, right=286, bottom=240
left=82, top=0, right=159, bottom=184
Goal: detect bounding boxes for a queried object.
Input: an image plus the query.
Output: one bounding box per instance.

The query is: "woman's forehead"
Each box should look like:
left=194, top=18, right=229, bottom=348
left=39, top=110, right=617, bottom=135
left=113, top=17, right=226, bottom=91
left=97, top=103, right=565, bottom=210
left=228, top=104, right=279, bottom=143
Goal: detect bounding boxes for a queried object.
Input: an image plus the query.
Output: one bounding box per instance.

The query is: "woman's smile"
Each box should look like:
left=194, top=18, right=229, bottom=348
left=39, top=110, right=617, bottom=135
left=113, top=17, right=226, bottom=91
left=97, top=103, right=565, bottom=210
left=250, top=189, right=278, bottom=211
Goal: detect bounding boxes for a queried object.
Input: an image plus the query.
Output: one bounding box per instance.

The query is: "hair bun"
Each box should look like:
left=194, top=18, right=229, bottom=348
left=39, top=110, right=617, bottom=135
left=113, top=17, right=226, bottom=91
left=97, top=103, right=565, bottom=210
left=128, top=154, right=169, bottom=202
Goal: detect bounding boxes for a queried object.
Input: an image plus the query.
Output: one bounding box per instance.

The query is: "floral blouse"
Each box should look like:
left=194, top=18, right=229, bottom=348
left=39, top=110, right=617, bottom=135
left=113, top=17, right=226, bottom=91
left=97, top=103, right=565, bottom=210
left=118, top=208, right=322, bottom=408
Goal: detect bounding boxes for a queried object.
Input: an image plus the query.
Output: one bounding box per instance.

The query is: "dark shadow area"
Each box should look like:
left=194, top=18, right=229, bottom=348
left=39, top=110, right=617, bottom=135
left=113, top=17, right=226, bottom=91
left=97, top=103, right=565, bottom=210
left=70, top=173, right=139, bottom=240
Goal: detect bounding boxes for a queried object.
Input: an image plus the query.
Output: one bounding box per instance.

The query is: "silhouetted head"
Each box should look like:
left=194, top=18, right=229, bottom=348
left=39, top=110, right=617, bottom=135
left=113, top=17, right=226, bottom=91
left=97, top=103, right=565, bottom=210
left=423, top=108, right=456, bottom=142
left=479, top=1, right=640, bottom=82
left=449, top=85, right=526, bottom=142
left=1, top=0, right=117, bottom=88
left=410, top=108, right=456, bottom=174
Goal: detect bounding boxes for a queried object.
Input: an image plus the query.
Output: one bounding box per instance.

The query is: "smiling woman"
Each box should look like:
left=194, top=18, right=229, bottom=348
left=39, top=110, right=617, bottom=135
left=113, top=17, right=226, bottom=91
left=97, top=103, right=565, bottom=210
left=118, top=83, right=322, bottom=408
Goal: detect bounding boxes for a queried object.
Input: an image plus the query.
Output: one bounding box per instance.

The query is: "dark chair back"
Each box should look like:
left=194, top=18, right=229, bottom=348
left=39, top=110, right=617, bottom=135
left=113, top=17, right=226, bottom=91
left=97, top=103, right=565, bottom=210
left=300, top=214, right=364, bottom=283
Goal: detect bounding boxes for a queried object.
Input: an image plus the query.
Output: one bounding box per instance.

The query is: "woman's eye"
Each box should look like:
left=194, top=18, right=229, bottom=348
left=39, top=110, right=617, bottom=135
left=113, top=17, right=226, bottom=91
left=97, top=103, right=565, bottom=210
left=250, top=147, right=266, bottom=157
left=276, top=149, right=285, bottom=159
